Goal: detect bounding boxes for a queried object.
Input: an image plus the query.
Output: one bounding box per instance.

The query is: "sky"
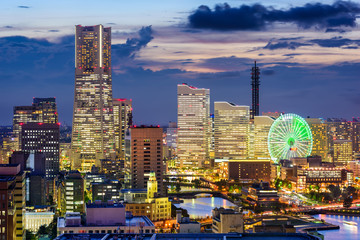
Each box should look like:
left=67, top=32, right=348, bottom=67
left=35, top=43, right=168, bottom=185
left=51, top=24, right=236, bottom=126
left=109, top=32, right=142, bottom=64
left=1, top=0, right=360, bottom=126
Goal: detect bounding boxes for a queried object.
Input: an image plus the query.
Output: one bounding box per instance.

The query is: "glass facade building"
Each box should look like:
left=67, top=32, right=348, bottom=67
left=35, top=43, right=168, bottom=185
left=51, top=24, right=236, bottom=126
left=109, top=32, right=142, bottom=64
left=177, top=84, right=210, bottom=168
left=71, top=25, right=115, bottom=171
left=214, top=102, right=249, bottom=160
left=113, top=98, right=132, bottom=159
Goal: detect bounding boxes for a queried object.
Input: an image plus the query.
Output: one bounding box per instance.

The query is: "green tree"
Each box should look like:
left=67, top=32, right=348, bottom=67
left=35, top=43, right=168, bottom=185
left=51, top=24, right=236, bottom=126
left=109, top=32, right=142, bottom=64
left=25, top=230, right=37, bottom=240
left=175, top=184, right=181, bottom=193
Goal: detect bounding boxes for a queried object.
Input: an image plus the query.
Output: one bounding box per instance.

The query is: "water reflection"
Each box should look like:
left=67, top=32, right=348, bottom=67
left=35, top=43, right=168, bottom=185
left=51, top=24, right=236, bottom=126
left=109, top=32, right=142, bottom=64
left=174, top=197, right=236, bottom=218
left=314, top=214, right=360, bottom=240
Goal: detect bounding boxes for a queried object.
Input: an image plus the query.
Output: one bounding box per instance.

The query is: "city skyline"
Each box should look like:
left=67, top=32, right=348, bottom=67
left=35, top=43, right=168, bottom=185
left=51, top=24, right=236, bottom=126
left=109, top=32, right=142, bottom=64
left=1, top=0, right=360, bottom=126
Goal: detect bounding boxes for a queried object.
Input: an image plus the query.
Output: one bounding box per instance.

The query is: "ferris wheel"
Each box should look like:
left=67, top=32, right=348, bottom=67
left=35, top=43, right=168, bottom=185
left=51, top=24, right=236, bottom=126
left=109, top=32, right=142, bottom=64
left=268, top=113, right=313, bottom=163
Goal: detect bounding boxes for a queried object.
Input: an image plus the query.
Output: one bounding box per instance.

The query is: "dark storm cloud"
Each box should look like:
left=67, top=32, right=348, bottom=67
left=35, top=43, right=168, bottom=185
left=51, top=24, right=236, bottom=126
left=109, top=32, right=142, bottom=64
left=188, top=1, right=360, bottom=31
left=18, top=6, right=30, bottom=9
left=264, top=40, right=312, bottom=50
left=325, top=28, right=346, bottom=33
left=310, top=36, right=360, bottom=47
left=112, top=26, right=153, bottom=59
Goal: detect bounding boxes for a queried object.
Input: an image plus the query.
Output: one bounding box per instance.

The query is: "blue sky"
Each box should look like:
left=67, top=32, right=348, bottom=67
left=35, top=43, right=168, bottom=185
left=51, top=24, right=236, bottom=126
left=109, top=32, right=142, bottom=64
left=0, top=0, right=360, bottom=125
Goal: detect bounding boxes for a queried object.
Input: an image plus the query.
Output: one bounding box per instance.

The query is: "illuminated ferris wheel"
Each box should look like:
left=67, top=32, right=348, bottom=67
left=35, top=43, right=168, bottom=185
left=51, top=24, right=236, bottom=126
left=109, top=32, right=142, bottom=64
left=268, top=113, right=313, bottom=163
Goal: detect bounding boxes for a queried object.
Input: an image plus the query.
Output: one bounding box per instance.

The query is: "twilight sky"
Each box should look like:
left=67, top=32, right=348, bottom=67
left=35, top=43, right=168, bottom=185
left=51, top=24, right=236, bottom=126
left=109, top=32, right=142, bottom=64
left=1, top=0, right=360, bottom=126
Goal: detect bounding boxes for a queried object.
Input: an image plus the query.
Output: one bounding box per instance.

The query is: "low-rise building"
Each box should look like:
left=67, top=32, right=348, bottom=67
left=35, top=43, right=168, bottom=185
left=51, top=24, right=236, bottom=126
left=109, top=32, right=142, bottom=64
left=92, top=179, right=122, bottom=201
left=24, top=209, right=54, bottom=233
left=57, top=201, right=155, bottom=235
left=212, top=208, right=243, bottom=233
left=121, top=172, right=171, bottom=221
left=176, top=210, right=201, bottom=234
left=242, top=182, right=279, bottom=209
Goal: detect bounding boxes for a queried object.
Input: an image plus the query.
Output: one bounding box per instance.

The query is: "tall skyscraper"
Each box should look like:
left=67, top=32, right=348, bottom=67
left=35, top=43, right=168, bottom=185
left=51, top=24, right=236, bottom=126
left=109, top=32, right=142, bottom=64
left=177, top=83, right=210, bottom=168
left=0, top=164, right=25, bottom=240
left=113, top=98, right=132, bottom=159
left=13, top=97, right=58, bottom=151
left=71, top=25, right=115, bottom=171
left=306, top=118, right=328, bottom=161
left=251, top=116, right=274, bottom=160
left=21, top=123, right=60, bottom=179
left=125, top=126, right=164, bottom=194
left=13, top=106, right=42, bottom=150
left=32, top=97, right=58, bottom=123
left=214, top=102, right=249, bottom=160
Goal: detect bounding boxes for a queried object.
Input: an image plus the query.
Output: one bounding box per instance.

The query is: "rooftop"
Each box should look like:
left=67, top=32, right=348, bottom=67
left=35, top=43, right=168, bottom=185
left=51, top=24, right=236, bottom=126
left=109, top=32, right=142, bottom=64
left=55, top=233, right=321, bottom=240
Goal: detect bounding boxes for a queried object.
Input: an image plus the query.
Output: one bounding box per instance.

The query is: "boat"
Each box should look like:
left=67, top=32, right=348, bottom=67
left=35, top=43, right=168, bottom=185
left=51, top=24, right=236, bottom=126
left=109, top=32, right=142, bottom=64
left=343, top=221, right=358, bottom=226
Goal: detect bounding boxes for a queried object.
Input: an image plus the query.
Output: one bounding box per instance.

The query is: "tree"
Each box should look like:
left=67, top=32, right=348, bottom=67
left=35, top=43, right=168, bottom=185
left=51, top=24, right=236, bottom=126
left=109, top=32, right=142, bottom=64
left=328, top=184, right=341, bottom=201
left=25, top=230, right=36, bottom=240
left=343, top=196, right=353, bottom=208
left=193, top=179, right=201, bottom=188
left=175, top=184, right=181, bottom=193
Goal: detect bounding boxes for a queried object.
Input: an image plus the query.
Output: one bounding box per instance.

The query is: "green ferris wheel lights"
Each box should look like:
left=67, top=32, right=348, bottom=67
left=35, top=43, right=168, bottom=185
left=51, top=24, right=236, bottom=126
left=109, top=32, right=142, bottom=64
left=268, top=113, right=313, bottom=163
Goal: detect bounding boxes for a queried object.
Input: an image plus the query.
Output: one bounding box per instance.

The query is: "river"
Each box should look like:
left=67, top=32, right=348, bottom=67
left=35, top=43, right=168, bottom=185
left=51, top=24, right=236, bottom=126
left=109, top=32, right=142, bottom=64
left=313, top=214, right=360, bottom=240
left=174, top=197, right=237, bottom=218
left=175, top=198, right=360, bottom=239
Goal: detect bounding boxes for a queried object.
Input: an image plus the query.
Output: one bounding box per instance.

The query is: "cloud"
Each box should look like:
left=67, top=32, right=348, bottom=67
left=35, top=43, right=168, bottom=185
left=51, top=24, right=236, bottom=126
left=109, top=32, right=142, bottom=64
left=188, top=1, right=360, bottom=31
left=310, top=36, right=360, bottom=48
left=4, top=26, right=13, bottom=29
left=18, top=6, right=30, bottom=9
left=48, top=30, right=60, bottom=32
left=264, top=39, right=312, bottom=50
left=196, top=56, right=253, bottom=71
left=112, top=26, right=153, bottom=59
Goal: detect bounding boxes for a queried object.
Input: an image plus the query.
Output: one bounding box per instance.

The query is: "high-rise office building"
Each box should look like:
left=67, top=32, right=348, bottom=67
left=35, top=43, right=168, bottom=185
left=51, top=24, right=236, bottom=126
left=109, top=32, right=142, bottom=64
left=251, top=116, right=274, bottom=160
left=13, top=106, right=42, bottom=150
left=214, top=102, right=249, bottom=160
left=306, top=118, right=328, bottom=161
left=0, top=164, right=25, bottom=240
left=13, top=97, right=58, bottom=151
left=0, top=175, right=16, bottom=240
left=32, top=97, right=58, bottom=123
left=125, top=126, right=164, bottom=194
left=165, top=122, right=177, bottom=149
left=177, top=83, right=210, bottom=168
left=21, top=123, right=59, bottom=179
left=71, top=25, right=115, bottom=171
left=333, top=139, right=353, bottom=165
left=58, top=171, right=84, bottom=215
left=113, top=98, right=132, bottom=159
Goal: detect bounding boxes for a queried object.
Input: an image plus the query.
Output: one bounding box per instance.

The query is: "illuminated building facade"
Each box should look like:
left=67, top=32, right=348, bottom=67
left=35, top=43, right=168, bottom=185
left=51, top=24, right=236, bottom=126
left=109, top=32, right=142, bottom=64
left=177, top=84, right=210, bottom=168
left=306, top=118, right=328, bottom=162
left=21, top=123, right=60, bottom=179
left=71, top=25, right=115, bottom=171
left=13, top=106, right=42, bottom=150
left=0, top=175, right=16, bottom=239
left=13, top=98, right=58, bottom=151
left=32, top=98, right=58, bottom=124
left=251, top=116, right=274, bottom=160
left=0, top=164, right=25, bottom=240
left=214, top=102, right=249, bottom=160
left=58, top=171, right=84, bottom=215
left=333, top=139, right=353, bottom=165
left=113, top=98, right=132, bottom=159
left=126, top=126, right=164, bottom=194
left=226, top=160, right=271, bottom=182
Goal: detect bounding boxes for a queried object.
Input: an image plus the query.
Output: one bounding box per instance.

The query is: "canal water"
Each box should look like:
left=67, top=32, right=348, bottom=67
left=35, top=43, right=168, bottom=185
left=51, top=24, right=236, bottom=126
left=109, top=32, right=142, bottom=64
left=314, top=214, right=360, bottom=240
left=174, top=197, right=237, bottom=218
left=175, top=198, right=360, bottom=239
